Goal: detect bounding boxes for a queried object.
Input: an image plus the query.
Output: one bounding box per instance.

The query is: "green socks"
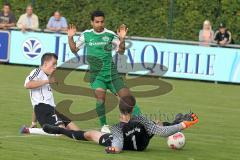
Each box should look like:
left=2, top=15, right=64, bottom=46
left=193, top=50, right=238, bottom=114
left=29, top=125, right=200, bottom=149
left=96, top=101, right=106, bottom=126
left=132, top=103, right=141, bottom=116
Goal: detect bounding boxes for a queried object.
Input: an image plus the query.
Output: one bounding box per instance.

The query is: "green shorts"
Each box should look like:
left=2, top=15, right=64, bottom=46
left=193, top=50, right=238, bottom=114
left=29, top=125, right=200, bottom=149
left=90, top=77, right=127, bottom=94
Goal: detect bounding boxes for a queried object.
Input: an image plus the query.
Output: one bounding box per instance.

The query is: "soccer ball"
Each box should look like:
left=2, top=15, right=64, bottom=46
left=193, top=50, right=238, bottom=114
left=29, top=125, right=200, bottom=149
left=167, top=132, right=185, bottom=149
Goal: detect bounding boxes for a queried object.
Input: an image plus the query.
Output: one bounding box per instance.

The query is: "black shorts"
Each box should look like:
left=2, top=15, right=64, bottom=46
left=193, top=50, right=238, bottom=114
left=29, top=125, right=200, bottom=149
left=99, top=133, right=113, bottom=147
left=34, top=103, right=71, bottom=127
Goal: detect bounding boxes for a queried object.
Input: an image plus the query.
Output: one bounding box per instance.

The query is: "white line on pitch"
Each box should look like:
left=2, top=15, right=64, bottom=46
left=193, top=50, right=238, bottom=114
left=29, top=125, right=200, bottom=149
left=0, top=135, right=46, bottom=139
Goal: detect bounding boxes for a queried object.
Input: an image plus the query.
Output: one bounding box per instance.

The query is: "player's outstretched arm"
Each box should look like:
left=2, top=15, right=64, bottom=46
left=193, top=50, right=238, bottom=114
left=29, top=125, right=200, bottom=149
left=181, top=113, right=199, bottom=129
left=105, top=125, right=123, bottom=154
left=25, top=77, right=56, bottom=89
left=139, top=113, right=198, bottom=137
left=117, top=24, right=128, bottom=54
left=68, top=24, right=79, bottom=53
left=156, top=113, right=198, bottom=137
left=25, top=80, right=49, bottom=89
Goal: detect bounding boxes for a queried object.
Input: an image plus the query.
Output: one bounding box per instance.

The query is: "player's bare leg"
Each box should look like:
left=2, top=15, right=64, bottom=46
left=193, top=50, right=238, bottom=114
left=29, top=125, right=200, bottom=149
left=66, top=122, right=80, bottom=130
left=84, top=130, right=104, bottom=143
left=43, top=124, right=112, bottom=146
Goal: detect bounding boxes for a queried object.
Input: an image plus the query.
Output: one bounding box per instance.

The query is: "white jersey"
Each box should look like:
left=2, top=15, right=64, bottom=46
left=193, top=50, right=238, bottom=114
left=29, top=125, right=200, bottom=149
left=24, top=68, right=55, bottom=107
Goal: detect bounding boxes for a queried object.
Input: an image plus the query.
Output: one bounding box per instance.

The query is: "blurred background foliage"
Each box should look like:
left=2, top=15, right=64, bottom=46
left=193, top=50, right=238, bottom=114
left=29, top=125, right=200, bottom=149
left=1, top=0, right=240, bottom=43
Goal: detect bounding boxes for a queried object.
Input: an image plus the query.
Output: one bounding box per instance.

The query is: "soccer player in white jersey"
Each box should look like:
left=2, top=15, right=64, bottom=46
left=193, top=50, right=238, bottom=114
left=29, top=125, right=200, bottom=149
left=20, top=53, right=79, bottom=135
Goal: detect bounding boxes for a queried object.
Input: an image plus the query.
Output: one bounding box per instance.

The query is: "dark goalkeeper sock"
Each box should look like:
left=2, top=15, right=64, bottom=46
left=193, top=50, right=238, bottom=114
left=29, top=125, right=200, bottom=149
left=58, top=128, right=87, bottom=141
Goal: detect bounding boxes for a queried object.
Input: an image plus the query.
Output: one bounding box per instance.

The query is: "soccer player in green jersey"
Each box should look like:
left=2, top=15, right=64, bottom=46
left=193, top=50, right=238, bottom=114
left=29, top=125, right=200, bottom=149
left=67, top=10, right=141, bottom=132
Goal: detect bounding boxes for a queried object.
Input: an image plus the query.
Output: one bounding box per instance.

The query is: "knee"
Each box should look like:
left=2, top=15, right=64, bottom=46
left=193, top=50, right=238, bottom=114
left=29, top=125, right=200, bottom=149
left=84, top=132, right=91, bottom=139
left=95, top=90, right=106, bottom=101
left=118, top=88, right=132, bottom=97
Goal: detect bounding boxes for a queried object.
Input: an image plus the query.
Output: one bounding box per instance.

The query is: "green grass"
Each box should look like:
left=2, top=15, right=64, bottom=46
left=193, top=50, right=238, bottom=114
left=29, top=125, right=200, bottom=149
left=0, top=64, right=239, bottom=160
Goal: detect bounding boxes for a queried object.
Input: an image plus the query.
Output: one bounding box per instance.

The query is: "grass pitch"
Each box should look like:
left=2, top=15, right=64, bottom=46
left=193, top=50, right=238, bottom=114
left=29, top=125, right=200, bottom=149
left=0, top=64, right=239, bottom=160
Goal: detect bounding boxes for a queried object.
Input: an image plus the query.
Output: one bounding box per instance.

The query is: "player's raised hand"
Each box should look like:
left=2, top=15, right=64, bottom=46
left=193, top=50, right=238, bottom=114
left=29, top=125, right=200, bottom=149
left=117, top=24, right=128, bottom=39
left=68, top=24, right=77, bottom=37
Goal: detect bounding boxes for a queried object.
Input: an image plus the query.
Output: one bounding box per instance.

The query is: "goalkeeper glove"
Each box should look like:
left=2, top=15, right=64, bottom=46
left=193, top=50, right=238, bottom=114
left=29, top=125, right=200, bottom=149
left=181, top=113, right=199, bottom=128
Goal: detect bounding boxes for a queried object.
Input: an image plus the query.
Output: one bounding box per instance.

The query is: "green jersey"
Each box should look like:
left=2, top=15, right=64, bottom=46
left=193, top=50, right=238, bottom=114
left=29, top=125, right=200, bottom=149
left=76, top=28, right=120, bottom=82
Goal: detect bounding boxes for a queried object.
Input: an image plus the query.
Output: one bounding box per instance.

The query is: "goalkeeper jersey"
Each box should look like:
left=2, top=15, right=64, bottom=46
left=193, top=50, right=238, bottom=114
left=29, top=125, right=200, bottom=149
left=110, top=115, right=183, bottom=151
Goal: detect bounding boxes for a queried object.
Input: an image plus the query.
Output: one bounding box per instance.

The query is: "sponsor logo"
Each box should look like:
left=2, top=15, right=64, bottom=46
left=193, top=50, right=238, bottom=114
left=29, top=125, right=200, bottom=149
left=102, top=36, right=110, bottom=41
left=23, top=38, right=42, bottom=59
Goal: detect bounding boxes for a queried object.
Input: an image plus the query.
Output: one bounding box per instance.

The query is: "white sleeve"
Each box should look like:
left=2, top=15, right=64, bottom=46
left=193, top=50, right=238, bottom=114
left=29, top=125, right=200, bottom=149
left=112, top=35, right=120, bottom=52
left=76, top=33, right=85, bottom=49
left=24, top=68, right=41, bottom=87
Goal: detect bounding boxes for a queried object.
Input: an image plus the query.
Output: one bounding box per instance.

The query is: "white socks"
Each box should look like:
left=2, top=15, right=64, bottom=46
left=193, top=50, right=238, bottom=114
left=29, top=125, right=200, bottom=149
left=29, top=128, right=60, bottom=136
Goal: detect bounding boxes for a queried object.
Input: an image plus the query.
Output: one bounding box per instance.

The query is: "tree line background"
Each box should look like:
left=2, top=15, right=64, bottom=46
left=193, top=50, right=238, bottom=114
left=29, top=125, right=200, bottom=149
left=2, top=0, right=240, bottom=44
